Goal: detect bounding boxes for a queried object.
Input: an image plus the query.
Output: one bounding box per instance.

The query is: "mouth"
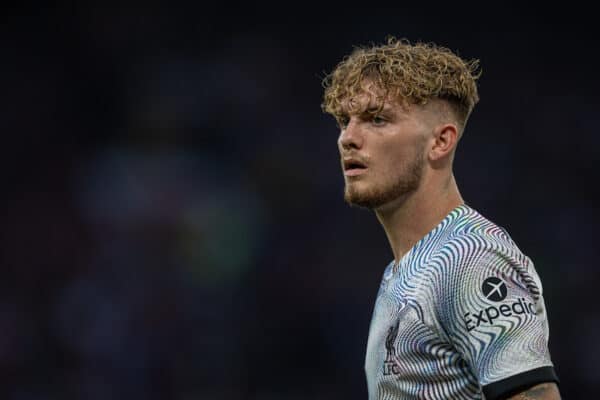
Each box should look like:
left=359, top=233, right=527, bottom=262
left=343, top=158, right=368, bottom=177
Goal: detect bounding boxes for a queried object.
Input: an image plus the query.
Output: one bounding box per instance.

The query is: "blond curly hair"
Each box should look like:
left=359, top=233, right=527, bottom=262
left=321, top=37, right=481, bottom=129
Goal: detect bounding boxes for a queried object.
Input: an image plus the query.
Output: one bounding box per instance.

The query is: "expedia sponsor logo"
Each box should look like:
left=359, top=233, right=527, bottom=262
left=463, top=277, right=537, bottom=332
left=482, top=277, right=507, bottom=302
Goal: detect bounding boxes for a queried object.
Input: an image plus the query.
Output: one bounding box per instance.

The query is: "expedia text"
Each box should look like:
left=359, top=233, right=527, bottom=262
left=463, top=297, right=536, bottom=332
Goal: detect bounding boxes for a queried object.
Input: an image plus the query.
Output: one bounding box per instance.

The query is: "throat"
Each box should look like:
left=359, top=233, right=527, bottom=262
left=376, top=181, right=464, bottom=266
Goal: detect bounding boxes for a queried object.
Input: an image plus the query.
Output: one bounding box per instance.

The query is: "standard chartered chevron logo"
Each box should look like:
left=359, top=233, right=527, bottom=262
left=463, top=277, right=537, bottom=332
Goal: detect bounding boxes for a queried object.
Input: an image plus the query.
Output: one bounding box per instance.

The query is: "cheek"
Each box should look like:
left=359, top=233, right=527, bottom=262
left=337, top=134, right=346, bottom=153
left=374, top=139, right=424, bottom=176
left=376, top=143, right=412, bottom=169
left=369, top=152, right=402, bottom=186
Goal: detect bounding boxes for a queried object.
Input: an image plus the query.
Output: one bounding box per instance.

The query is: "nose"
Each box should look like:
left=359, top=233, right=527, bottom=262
left=338, top=118, right=363, bottom=150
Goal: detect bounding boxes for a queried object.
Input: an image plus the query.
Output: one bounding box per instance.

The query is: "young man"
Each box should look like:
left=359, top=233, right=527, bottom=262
left=321, top=38, right=561, bottom=400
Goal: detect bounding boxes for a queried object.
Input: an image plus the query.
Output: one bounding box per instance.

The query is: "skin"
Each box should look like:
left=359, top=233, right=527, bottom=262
left=337, top=83, right=561, bottom=399
left=337, top=83, right=464, bottom=263
left=506, top=382, right=561, bottom=400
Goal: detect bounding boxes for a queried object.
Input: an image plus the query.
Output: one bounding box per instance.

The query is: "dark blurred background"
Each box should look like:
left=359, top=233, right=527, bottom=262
left=1, top=3, right=598, bottom=399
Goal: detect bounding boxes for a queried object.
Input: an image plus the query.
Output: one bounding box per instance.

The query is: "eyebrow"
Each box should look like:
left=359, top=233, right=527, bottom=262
left=339, top=100, right=397, bottom=117
left=364, top=105, right=394, bottom=114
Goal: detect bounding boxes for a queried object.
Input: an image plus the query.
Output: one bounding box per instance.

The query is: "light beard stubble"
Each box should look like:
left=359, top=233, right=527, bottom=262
left=343, top=149, right=424, bottom=210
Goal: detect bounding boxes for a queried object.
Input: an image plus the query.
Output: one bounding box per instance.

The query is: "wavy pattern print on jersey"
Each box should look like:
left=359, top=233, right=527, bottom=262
left=364, top=204, right=554, bottom=400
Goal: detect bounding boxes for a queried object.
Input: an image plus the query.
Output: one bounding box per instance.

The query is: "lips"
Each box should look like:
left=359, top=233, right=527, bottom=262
left=343, top=157, right=368, bottom=176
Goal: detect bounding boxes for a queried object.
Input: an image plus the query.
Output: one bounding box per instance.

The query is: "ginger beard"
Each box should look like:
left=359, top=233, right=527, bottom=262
left=343, top=139, right=426, bottom=210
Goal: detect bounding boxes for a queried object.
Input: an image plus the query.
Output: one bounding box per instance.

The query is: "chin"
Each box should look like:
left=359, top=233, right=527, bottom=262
left=343, top=180, right=419, bottom=210
left=344, top=187, right=385, bottom=209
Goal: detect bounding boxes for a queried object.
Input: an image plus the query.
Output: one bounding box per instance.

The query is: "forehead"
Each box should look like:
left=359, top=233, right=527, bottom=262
left=340, top=80, right=404, bottom=114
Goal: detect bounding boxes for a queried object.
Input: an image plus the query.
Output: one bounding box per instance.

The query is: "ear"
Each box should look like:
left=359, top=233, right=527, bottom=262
left=429, top=123, right=458, bottom=161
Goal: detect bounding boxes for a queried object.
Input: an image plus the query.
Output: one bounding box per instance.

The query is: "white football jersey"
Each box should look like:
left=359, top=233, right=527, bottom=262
left=365, top=204, right=558, bottom=400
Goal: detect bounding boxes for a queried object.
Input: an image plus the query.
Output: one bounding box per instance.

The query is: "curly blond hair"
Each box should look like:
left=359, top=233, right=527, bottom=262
left=321, top=37, right=481, bottom=129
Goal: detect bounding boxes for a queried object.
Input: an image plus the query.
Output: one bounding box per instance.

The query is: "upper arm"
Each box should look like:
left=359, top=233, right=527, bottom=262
left=429, top=239, right=560, bottom=398
left=505, top=382, right=561, bottom=400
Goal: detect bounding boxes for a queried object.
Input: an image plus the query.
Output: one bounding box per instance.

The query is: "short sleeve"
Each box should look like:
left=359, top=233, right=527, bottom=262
left=429, top=236, right=559, bottom=400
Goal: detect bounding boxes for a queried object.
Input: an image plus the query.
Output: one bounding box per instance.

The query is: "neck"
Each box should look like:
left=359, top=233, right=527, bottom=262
left=374, top=172, right=464, bottom=265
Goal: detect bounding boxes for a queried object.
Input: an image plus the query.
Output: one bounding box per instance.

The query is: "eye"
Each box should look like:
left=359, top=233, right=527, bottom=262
left=371, top=115, right=387, bottom=126
left=336, top=115, right=350, bottom=129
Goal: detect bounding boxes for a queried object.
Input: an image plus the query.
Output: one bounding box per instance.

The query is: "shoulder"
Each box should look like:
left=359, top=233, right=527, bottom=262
left=436, top=206, right=528, bottom=263
left=427, top=207, right=535, bottom=287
